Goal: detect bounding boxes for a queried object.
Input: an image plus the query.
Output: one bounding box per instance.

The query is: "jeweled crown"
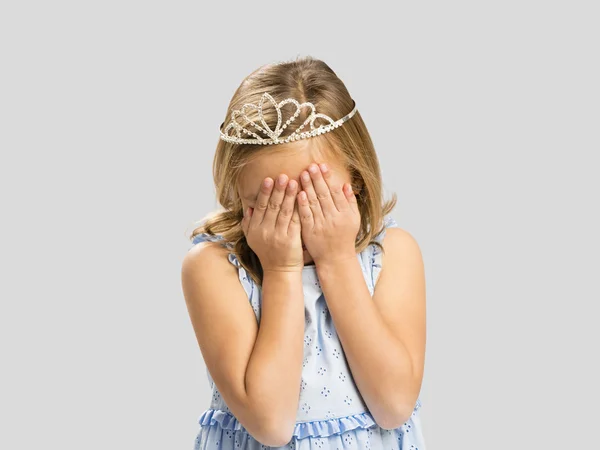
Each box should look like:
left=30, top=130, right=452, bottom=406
left=219, top=92, right=358, bottom=145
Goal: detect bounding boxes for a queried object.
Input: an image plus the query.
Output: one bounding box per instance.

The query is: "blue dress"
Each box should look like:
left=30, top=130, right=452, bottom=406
left=189, top=214, right=427, bottom=449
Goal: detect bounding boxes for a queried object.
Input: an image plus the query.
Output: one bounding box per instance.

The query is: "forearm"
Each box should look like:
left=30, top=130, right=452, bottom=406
left=244, top=270, right=304, bottom=431
left=316, top=258, right=414, bottom=424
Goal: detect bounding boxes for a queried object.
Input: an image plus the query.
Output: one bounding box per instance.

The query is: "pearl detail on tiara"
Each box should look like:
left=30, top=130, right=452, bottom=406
left=219, top=92, right=358, bottom=145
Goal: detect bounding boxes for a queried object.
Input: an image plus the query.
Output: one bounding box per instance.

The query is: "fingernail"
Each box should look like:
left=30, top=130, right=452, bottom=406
left=309, top=164, right=318, bottom=174
left=319, top=163, right=328, bottom=172
left=264, top=178, right=272, bottom=187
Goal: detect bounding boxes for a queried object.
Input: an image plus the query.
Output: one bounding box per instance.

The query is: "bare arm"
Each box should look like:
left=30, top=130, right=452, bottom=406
left=181, top=242, right=304, bottom=447
left=315, top=228, right=426, bottom=429
left=245, top=268, right=305, bottom=443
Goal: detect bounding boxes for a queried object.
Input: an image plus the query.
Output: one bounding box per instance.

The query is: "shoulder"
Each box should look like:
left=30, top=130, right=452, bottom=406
left=379, top=227, right=424, bottom=272
left=381, top=226, right=419, bottom=249
left=181, top=240, right=238, bottom=292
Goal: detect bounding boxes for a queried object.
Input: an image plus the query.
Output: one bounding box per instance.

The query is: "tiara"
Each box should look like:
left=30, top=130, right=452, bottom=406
left=219, top=92, right=358, bottom=145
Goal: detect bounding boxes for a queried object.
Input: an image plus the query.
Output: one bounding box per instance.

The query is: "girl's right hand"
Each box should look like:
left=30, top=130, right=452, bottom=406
left=241, top=174, right=303, bottom=273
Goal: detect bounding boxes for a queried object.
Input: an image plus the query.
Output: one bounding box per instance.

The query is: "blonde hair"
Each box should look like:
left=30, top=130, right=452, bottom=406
left=189, top=55, right=397, bottom=286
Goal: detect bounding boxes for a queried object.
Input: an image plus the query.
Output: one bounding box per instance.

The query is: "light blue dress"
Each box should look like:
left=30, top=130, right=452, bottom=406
left=189, top=215, right=427, bottom=449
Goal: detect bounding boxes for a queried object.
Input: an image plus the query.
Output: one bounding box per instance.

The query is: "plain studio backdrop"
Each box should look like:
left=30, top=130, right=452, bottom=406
left=1, top=1, right=598, bottom=449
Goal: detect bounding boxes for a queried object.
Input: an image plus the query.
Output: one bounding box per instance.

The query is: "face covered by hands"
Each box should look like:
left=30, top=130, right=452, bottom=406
left=238, top=142, right=361, bottom=268
left=295, top=162, right=361, bottom=266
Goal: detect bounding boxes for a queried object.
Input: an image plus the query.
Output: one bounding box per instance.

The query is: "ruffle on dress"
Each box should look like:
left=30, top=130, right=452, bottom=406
left=370, top=214, right=400, bottom=288
left=190, top=232, right=242, bottom=267
left=190, top=230, right=230, bottom=247
left=198, top=409, right=374, bottom=439
left=198, top=399, right=421, bottom=440
left=292, top=412, right=376, bottom=439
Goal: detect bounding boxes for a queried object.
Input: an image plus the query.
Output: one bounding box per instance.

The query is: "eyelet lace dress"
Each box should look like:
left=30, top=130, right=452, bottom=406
left=189, top=215, right=426, bottom=449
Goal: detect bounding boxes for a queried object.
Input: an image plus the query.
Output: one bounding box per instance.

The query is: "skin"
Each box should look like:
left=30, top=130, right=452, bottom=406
left=182, top=139, right=426, bottom=445
left=239, top=140, right=426, bottom=428
left=238, top=139, right=354, bottom=267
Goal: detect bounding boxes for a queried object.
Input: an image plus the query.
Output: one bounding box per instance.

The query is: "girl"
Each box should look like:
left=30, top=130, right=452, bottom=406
left=182, top=56, right=427, bottom=450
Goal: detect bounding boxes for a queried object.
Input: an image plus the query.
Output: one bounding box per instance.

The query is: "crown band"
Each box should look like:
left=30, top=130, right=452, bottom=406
left=219, top=92, right=358, bottom=145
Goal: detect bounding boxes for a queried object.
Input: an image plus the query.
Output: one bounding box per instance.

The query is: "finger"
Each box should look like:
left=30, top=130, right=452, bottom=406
left=318, top=163, right=347, bottom=212
left=277, top=178, right=297, bottom=230
left=263, top=174, right=288, bottom=228
left=308, top=163, right=336, bottom=217
left=297, top=190, right=314, bottom=230
left=251, top=177, right=274, bottom=228
left=344, top=183, right=360, bottom=214
left=300, top=168, right=324, bottom=224
left=289, top=203, right=301, bottom=237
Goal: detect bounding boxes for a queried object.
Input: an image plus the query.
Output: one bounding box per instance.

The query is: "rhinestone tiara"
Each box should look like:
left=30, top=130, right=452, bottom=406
left=219, top=92, right=358, bottom=145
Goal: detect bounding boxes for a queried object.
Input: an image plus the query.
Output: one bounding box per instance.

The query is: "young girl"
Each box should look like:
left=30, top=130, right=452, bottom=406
left=182, top=56, right=427, bottom=450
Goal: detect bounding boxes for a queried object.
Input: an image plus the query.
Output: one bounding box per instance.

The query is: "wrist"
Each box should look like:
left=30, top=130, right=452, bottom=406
left=262, top=267, right=304, bottom=277
left=314, top=253, right=358, bottom=272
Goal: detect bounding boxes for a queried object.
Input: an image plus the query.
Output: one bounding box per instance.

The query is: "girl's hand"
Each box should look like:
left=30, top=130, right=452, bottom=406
left=241, top=174, right=304, bottom=273
left=297, top=162, right=361, bottom=266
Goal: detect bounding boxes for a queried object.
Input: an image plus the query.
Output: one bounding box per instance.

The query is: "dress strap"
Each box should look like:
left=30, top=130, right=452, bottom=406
left=190, top=232, right=238, bottom=267
left=189, top=231, right=257, bottom=312
left=190, top=231, right=228, bottom=247
left=371, top=214, right=400, bottom=287
left=373, top=214, right=399, bottom=244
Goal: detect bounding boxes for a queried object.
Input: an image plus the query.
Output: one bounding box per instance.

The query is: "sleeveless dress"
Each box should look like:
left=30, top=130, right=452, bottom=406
left=189, top=214, right=427, bottom=450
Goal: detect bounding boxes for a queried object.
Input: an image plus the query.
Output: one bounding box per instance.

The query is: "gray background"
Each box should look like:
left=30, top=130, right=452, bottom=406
left=1, top=1, right=598, bottom=449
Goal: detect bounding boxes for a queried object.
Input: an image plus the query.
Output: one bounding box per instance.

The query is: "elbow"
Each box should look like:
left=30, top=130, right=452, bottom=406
left=252, top=415, right=296, bottom=447
left=268, top=416, right=296, bottom=447
left=373, top=404, right=414, bottom=431
left=260, top=434, right=294, bottom=448
left=242, top=394, right=297, bottom=446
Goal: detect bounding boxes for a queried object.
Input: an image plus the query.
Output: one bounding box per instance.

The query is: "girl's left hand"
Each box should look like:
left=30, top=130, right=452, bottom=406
left=297, top=162, right=361, bottom=266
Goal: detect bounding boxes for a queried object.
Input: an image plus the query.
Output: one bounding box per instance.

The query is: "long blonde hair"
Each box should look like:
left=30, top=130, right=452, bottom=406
left=189, top=55, right=397, bottom=286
